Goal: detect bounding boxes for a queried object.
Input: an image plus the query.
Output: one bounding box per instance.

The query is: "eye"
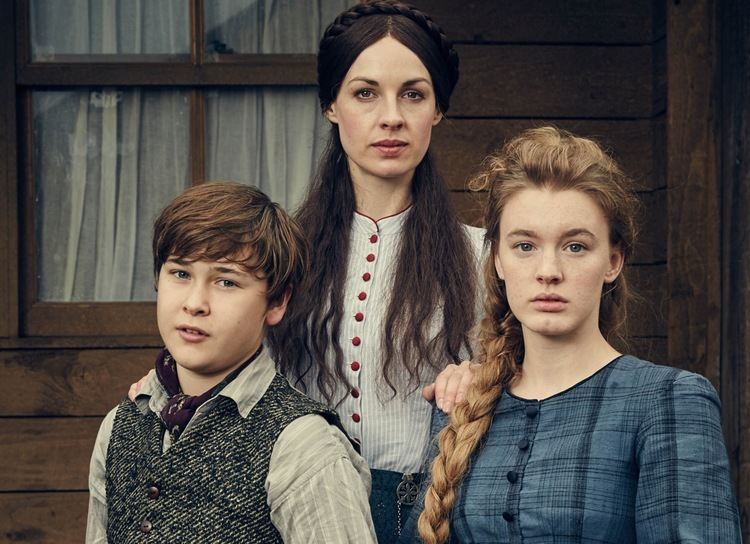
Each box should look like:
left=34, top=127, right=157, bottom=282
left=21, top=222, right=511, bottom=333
left=171, top=269, right=190, bottom=280
left=567, top=243, right=586, bottom=253
left=402, top=89, right=424, bottom=100
left=218, top=279, right=237, bottom=288
left=515, top=242, right=534, bottom=252
left=355, top=88, right=375, bottom=99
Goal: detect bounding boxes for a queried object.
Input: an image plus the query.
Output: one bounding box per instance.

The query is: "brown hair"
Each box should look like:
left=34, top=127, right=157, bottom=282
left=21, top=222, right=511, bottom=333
left=269, top=0, right=477, bottom=402
left=418, top=126, right=639, bottom=543
left=153, top=181, right=308, bottom=306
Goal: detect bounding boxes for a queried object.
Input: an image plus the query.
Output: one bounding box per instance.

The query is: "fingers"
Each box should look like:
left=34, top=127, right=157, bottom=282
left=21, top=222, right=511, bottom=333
left=433, top=360, right=479, bottom=413
left=422, top=383, right=436, bottom=402
left=127, top=369, right=155, bottom=401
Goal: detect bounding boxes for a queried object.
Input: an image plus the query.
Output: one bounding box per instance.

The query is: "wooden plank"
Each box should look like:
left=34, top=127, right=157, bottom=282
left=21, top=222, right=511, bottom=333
left=633, top=189, right=667, bottom=265
left=411, top=0, right=664, bottom=44
left=24, top=302, right=158, bottom=337
left=0, top=492, right=87, bottom=543
left=0, top=335, right=161, bottom=350
left=452, top=43, right=663, bottom=118
left=719, top=0, right=750, bottom=531
left=666, top=0, right=721, bottom=384
left=0, top=418, right=100, bottom=491
left=627, top=337, right=667, bottom=364
left=0, top=349, right=157, bottom=416
left=0, top=1, right=17, bottom=338
left=433, top=117, right=666, bottom=192
left=627, top=264, right=667, bottom=338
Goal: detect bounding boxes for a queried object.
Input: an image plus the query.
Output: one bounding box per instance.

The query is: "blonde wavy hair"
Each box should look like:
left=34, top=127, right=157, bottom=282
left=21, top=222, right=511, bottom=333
left=417, top=126, right=639, bottom=543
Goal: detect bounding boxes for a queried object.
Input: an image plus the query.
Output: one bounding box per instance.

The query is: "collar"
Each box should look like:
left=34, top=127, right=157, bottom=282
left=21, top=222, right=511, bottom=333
left=352, top=205, right=412, bottom=236
left=135, top=349, right=278, bottom=419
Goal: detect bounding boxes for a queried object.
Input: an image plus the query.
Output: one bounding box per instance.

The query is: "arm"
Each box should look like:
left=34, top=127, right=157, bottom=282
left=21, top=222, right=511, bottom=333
left=635, top=373, right=741, bottom=542
left=85, top=409, right=117, bottom=544
left=266, top=414, right=376, bottom=544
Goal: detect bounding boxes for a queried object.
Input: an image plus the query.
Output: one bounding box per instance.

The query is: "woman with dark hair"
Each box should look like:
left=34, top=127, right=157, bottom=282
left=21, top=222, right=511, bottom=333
left=269, top=2, right=483, bottom=540
left=409, top=127, right=741, bottom=543
left=129, top=2, right=481, bottom=540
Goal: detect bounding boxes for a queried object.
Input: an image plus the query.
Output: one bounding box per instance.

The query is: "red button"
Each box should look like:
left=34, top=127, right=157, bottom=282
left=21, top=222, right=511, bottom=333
left=355, top=312, right=364, bottom=322
left=352, top=336, right=361, bottom=346
left=370, top=234, right=378, bottom=243
left=351, top=361, right=361, bottom=371
left=362, top=272, right=371, bottom=281
left=358, top=292, right=367, bottom=301
left=351, top=388, right=360, bottom=398
left=366, top=253, right=375, bottom=262
left=352, top=413, right=361, bottom=423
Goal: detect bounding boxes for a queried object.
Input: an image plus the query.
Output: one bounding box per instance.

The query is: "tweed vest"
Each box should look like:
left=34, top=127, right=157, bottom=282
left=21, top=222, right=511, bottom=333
left=105, top=373, right=341, bottom=544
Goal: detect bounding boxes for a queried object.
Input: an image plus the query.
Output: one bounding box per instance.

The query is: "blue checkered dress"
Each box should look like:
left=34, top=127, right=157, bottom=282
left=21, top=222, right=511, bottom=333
left=402, top=355, right=741, bottom=543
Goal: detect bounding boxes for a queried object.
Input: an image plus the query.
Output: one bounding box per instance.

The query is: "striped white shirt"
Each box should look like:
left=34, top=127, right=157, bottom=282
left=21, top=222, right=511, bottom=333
left=303, top=208, right=485, bottom=473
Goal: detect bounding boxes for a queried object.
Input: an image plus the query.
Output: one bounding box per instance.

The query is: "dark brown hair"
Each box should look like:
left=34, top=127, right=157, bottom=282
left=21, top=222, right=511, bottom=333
left=418, top=127, right=639, bottom=543
left=153, top=181, right=308, bottom=306
left=268, top=1, right=477, bottom=403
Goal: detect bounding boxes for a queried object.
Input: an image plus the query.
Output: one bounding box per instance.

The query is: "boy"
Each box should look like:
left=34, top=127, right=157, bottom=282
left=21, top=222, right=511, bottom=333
left=86, top=182, right=375, bottom=543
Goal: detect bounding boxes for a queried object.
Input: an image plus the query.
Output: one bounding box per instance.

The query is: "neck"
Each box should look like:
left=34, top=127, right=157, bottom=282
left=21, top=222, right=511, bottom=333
left=175, top=345, right=261, bottom=396
left=511, top=327, right=620, bottom=400
left=349, top=164, right=413, bottom=220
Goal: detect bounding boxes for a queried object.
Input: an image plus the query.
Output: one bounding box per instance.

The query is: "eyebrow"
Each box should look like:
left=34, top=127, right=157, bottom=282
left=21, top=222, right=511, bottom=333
left=211, top=265, right=248, bottom=276
left=506, top=228, right=597, bottom=239
left=346, top=77, right=432, bottom=87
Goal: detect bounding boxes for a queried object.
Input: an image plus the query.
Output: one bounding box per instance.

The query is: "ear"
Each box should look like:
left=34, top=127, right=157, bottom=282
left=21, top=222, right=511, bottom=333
left=325, top=103, right=339, bottom=125
left=604, top=245, right=625, bottom=284
left=265, top=287, right=292, bottom=327
left=432, top=109, right=443, bottom=127
left=493, top=252, right=505, bottom=281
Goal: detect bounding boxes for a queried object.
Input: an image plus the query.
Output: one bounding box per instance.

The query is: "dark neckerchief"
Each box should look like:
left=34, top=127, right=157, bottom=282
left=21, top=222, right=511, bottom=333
left=155, top=345, right=264, bottom=441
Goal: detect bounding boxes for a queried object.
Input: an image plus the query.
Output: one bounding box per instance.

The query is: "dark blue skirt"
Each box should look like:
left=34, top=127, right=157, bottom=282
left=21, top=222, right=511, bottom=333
left=369, top=469, right=423, bottom=543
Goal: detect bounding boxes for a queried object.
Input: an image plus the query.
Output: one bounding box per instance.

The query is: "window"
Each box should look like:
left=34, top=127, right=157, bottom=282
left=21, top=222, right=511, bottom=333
left=17, top=0, right=349, bottom=336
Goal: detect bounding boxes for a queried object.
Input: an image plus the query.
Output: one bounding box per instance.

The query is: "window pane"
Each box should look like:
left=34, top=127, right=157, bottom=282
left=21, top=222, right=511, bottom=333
left=30, top=0, right=190, bottom=62
left=204, top=0, right=350, bottom=56
left=205, top=87, right=328, bottom=210
left=33, top=89, right=191, bottom=302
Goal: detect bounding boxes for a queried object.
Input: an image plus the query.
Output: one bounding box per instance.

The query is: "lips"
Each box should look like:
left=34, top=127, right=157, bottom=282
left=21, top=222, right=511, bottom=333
left=372, top=139, right=407, bottom=157
left=531, top=293, right=568, bottom=312
left=177, top=325, right=209, bottom=342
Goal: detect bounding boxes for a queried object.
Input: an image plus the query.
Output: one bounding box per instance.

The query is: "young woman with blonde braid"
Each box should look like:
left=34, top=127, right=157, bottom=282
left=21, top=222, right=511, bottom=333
left=405, top=127, right=741, bottom=543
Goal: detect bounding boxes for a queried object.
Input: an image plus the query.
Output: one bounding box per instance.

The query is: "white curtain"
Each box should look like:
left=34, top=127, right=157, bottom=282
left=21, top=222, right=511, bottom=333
left=31, top=0, right=348, bottom=302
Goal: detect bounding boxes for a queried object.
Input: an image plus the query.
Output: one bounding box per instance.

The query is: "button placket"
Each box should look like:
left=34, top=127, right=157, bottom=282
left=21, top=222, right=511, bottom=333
left=503, top=400, right=541, bottom=533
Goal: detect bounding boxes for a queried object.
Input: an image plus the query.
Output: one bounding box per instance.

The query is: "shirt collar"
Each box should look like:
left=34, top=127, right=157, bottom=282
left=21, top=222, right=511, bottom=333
left=135, top=349, right=278, bottom=419
left=352, top=205, right=412, bottom=236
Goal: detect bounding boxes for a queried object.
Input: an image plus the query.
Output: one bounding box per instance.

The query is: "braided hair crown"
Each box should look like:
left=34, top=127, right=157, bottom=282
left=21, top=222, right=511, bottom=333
left=317, top=0, right=459, bottom=113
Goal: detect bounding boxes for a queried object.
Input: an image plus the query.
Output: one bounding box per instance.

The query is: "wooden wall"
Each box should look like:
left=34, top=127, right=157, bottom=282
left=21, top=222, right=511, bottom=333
left=6, top=1, right=736, bottom=542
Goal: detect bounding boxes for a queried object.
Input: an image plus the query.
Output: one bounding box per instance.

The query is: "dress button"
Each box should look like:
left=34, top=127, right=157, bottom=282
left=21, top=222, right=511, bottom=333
left=355, top=312, right=364, bottom=322
left=362, top=272, right=371, bottom=281
left=352, top=336, right=361, bottom=346
left=351, top=388, right=360, bottom=398
left=518, top=437, right=530, bottom=450
left=140, top=520, right=153, bottom=534
left=147, top=485, right=159, bottom=499
left=507, top=470, right=519, bottom=484
left=370, top=234, right=378, bottom=243
left=502, top=511, right=514, bottom=523
left=366, top=253, right=375, bottom=262
left=358, top=292, right=367, bottom=301
left=351, top=361, right=361, bottom=371
left=352, top=413, right=361, bottom=423
left=525, top=404, right=539, bottom=418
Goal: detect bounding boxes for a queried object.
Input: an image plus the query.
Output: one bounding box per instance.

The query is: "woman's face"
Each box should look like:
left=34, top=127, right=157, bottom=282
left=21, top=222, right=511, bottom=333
left=494, top=187, right=624, bottom=342
left=325, top=36, right=442, bottom=188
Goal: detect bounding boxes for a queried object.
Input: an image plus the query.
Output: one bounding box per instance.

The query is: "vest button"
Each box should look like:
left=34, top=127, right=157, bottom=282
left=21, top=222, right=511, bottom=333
left=147, top=486, right=159, bottom=499
left=140, top=520, right=153, bottom=533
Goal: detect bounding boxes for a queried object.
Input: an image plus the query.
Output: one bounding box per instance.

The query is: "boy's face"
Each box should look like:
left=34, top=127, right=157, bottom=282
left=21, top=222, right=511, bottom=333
left=156, top=256, right=287, bottom=391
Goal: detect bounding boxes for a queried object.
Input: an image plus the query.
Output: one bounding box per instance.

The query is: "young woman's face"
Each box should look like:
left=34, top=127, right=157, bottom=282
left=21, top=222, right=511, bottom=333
left=494, top=187, right=624, bottom=342
left=325, top=36, right=442, bottom=187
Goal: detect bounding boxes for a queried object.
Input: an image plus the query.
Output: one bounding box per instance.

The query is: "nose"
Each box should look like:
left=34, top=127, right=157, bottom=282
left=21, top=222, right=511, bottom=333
left=379, top=96, right=404, bottom=130
left=536, top=251, right=563, bottom=284
left=183, top=283, right=209, bottom=316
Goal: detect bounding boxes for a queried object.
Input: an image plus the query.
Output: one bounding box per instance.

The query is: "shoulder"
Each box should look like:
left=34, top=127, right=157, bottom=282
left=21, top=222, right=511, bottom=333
left=613, top=355, right=717, bottom=397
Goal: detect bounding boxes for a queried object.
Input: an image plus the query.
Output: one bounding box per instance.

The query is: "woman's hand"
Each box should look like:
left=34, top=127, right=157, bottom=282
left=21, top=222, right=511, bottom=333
left=128, top=369, right=155, bottom=401
left=422, top=360, right=480, bottom=413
